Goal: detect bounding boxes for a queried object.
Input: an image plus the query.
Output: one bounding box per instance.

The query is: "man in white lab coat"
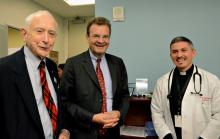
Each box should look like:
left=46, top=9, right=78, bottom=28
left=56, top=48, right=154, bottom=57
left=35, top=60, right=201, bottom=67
left=151, top=36, right=220, bottom=139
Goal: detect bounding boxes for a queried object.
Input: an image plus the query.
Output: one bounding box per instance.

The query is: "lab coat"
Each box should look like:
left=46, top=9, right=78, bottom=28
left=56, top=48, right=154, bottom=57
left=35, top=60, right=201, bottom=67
left=151, top=66, right=220, bottom=139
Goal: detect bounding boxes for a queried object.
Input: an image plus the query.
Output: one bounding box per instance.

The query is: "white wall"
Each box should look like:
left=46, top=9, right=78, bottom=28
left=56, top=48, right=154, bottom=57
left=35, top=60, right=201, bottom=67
left=68, top=16, right=94, bottom=57
left=0, top=0, right=68, bottom=63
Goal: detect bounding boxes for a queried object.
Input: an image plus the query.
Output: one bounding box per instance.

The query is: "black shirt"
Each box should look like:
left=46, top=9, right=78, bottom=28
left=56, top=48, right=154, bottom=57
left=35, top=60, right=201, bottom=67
left=169, top=65, right=194, bottom=139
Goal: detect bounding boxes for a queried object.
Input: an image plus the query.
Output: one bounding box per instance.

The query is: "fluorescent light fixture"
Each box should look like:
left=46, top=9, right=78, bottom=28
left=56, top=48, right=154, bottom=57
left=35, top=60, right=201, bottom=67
left=64, top=0, right=95, bottom=6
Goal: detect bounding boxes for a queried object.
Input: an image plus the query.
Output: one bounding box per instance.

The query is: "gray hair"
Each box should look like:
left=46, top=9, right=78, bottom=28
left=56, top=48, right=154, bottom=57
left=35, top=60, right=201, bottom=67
left=24, top=10, right=57, bottom=29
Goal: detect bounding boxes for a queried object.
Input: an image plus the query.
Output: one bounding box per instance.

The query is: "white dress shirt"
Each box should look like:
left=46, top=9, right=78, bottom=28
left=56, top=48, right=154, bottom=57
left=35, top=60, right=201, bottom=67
left=89, top=50, right=113, bottom=112
left=24, top=46, right=57, bottom=139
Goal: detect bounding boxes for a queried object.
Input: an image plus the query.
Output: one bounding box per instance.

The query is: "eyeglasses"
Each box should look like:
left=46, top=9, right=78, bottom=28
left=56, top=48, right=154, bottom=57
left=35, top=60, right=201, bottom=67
left=90, top=34, right=110, bottom=40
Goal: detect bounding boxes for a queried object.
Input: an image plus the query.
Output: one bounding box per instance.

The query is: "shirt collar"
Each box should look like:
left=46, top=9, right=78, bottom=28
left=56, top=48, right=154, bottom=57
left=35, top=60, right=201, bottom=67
left=24, top=46, right=45, bottom=69
left=89, top=49, right=105, bottom=61
left=175, top=64, right=194, bottom=76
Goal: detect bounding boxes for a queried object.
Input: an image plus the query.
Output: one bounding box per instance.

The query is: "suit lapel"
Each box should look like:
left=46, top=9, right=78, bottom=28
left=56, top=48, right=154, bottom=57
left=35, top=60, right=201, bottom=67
left=46, top=59, right=59, bottom=93
left=82, top=51, right=100, bottom=88
left=14, top=48, right=44, bottom=135
left=82, top=51, right=117, bottom=93
left=45, top=59, right=62, bottom=131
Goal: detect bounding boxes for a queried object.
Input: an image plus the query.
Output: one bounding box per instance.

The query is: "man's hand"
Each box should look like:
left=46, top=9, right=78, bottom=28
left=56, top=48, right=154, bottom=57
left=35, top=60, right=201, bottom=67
left=103, top=111, right=120, bottom=128
left=58, top=129, right=70, bottom=139
left=92, top=110, right=120, bottom=128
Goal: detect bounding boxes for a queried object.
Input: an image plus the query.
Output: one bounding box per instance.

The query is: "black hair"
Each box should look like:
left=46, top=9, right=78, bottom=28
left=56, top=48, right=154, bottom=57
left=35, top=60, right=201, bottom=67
left=86, top=17, right=111, bottom=36
left=170, top=36, right=193, bottom=48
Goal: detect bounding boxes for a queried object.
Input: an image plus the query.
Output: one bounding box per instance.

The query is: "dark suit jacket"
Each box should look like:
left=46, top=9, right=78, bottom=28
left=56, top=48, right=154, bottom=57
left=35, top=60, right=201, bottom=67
left=0, top=48, right=62, bottom=139
left=60, top=50, right=130, bottom=139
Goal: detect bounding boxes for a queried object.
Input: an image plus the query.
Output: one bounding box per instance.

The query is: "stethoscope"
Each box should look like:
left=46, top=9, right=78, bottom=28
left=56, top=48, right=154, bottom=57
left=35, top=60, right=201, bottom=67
left=167, top=65, right=202, bottom=99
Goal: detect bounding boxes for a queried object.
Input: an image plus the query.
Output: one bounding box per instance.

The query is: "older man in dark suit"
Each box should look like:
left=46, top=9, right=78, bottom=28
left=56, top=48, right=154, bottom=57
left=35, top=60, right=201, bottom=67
left=60, top=17, right=130, bottom=139
left=0, top=10, right=69, bottom=139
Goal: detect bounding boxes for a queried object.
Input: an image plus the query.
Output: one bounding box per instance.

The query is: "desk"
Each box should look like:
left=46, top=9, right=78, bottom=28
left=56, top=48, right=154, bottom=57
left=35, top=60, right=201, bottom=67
left=124, top=96, right=151, bottom=126
left=120, top=96, right=158, bottom=139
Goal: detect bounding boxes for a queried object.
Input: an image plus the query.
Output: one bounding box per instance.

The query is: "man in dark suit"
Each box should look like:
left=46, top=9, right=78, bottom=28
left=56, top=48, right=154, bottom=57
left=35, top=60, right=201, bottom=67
left=0, top=10, right=69, bottom=139
left=60, top=17, right=130, bottom=139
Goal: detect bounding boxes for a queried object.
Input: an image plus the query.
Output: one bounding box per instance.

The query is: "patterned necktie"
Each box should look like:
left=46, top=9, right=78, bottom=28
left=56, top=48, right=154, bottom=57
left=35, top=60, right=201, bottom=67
left=39, top=61, right=58, bottom=135
left=96, top=59, right=107, bottom=113
left=96, top=59, right=107, bottom=136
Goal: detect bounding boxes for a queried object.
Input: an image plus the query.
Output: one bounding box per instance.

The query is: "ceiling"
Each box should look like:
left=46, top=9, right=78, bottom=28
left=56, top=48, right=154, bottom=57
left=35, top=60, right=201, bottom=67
left=31, top=0, right=95, bottom=18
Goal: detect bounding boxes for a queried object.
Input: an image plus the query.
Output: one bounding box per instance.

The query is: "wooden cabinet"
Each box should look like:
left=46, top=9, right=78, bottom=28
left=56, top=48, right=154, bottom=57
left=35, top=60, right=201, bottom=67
left=120, top=96, right=158, bottom=139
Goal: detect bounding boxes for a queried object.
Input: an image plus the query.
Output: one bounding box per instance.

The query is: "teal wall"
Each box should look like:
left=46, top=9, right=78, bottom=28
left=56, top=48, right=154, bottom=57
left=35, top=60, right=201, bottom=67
left=95, top=0, right=220, bottom=91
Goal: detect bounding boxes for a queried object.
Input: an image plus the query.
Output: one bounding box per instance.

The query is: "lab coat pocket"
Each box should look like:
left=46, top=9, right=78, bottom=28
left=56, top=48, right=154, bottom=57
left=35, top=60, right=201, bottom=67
left=200, top=95, right=212, bottom=120
left=201, top=96, right=212, bottom=106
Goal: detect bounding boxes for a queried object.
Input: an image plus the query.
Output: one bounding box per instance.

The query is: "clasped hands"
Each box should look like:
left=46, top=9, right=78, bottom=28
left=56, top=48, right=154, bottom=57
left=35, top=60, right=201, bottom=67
left=92, top=110, right=120, bottom=128
left=58, top=111, right=120, bottom=139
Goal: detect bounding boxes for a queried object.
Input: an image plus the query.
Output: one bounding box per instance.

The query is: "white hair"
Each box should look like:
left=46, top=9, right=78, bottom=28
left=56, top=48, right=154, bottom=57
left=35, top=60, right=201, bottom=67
left=24, top=10, right=57, bottom=29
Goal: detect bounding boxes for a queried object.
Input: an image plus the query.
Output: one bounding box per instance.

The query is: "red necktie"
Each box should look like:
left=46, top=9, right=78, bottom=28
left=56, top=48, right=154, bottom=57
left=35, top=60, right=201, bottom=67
left=96, top=59, right=107, bottom=136
left=96, top=59, right=107, bottom=113
left=39, top=61, right=58, bottom=135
